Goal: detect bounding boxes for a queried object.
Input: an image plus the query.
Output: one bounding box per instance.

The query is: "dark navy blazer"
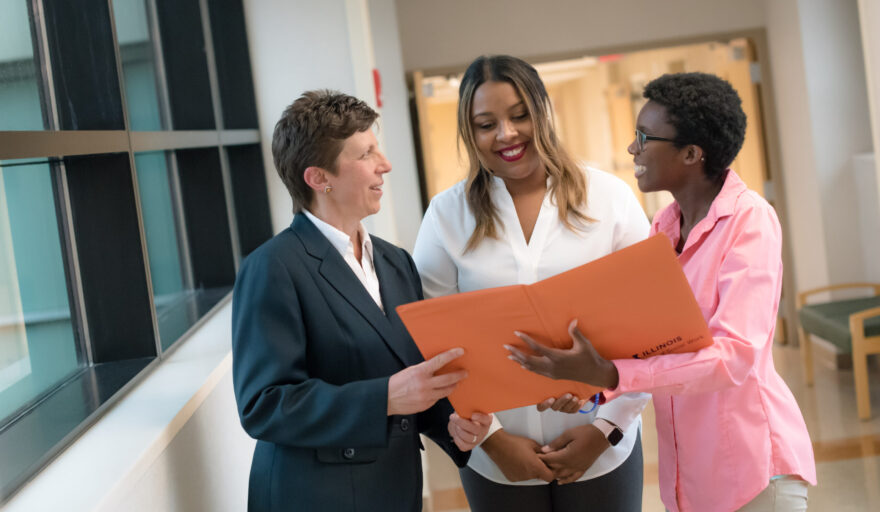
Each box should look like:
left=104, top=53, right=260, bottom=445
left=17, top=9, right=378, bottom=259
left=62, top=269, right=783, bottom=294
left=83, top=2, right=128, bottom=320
left=231, top=214, right=468, bottom=511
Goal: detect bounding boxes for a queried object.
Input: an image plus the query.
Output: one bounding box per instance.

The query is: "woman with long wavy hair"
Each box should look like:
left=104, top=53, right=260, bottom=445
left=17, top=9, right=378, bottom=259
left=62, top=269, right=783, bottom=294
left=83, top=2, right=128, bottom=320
left=413, top=55, right=649, bottom=512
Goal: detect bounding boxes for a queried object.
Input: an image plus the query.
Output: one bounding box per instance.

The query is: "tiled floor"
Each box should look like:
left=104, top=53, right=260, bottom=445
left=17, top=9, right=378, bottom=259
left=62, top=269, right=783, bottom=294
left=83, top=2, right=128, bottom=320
left=422, top=344, right=880, bottom=511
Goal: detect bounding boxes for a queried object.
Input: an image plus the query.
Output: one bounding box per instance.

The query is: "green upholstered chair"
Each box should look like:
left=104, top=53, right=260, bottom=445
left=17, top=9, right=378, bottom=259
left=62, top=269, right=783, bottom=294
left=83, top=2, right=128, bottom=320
left=798, top=283, right=880, bottom=420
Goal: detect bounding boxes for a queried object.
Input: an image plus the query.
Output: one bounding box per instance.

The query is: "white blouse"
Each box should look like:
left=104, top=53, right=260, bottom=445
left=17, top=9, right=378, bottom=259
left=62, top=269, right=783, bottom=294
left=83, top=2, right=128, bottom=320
left=413, top=167, right=652, bottom=485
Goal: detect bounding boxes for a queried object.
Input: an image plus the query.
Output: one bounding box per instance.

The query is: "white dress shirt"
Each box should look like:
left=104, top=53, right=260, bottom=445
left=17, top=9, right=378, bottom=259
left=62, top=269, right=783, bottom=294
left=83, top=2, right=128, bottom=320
left=302, top=210, right=383, bottom=311
left=413, top=167, right=652, bottom=485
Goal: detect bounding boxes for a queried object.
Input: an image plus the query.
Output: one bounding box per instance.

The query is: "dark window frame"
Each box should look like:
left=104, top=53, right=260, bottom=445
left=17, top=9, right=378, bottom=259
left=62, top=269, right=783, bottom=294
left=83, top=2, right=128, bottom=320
left=0, top=0, right=271, bottom=501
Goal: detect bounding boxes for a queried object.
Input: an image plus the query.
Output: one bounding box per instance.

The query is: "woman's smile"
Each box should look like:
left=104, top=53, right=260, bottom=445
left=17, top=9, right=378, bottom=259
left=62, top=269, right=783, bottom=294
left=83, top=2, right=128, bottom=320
left=497, top=142, right=527, bottom=162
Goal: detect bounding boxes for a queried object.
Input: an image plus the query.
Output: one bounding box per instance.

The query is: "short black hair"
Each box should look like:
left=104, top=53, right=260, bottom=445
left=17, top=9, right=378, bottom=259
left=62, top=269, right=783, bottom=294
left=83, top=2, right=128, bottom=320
left=643, top=72, right=746, bottom=182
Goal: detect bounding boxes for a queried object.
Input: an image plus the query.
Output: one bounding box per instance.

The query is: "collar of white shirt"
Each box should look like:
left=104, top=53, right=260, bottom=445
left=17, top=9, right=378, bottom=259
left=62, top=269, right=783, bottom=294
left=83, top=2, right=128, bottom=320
left=301, top=209, right=374, bottom=261
left=301, top=209, right=383, bottom=311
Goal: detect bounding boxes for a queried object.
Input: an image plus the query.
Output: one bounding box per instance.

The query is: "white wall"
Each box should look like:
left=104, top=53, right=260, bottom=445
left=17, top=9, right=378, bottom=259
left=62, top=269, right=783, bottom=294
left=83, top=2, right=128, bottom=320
left=242, top=0, right=423, bottom=248
left=853, top=154, right=880, bottom=283
left=101, top=371, right=254, bottom=512
left=797, top=0, right=873, bottom=286
left=243, top=0, right=358, bottom=234
left=858, top=0, right=880, bottom=221
left=369, top=0, right=424, bottom=250
left=765, top=0, right=831, bottom=293
left=763, top=0, right=873, bottom=292
left=395, top=0, right=766, bottom=72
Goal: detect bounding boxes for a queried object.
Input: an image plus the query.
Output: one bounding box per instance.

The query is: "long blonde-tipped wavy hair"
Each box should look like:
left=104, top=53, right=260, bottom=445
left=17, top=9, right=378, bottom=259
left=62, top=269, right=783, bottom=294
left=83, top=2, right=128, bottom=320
left=457, top=55, right=591, bottom=251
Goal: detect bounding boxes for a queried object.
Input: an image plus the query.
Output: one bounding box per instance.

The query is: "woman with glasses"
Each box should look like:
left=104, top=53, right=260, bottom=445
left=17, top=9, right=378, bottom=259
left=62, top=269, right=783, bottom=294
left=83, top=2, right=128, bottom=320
left=413, top=55, right=650, bottom=512
left=509, top=72, right=816, bottom=512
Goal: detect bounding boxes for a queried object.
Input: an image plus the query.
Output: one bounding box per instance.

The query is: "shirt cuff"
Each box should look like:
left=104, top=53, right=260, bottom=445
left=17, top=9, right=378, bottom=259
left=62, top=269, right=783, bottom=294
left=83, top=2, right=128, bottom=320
left=594, top=391, right=651, bottom=432
left=602, top=359, right=651, bottom=400
left=475, top=414, right=503, bottom=448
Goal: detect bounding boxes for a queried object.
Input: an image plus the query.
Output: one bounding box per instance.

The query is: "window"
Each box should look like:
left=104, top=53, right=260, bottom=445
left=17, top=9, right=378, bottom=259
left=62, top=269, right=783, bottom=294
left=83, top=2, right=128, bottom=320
left=0, top=162, right=78, bottom=422
left=0, top=0, right=271, bottom=500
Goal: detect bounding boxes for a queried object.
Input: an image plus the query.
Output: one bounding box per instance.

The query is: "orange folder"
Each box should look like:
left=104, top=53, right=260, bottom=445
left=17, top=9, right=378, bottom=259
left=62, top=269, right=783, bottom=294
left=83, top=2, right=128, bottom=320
left=397, top=234, right=713, bottom=417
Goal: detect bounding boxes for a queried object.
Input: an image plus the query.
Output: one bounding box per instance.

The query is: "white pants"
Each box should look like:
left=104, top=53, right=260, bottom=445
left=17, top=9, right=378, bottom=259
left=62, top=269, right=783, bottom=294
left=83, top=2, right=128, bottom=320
left=737, top=476, right=809, bottom=512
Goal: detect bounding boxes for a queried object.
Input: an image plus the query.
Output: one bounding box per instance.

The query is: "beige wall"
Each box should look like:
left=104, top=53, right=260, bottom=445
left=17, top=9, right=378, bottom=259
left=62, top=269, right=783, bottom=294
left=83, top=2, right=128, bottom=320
left=423, top=99, right=466, bottom=198
left=395, top=0, right=766, bottom=73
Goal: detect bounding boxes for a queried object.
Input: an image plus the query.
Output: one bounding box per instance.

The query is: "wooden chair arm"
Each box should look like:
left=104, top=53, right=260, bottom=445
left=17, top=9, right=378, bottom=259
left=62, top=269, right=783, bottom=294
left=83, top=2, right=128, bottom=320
left=849, top=306, right=880, bottom=326
left=797, top=283, right=880, bottom=308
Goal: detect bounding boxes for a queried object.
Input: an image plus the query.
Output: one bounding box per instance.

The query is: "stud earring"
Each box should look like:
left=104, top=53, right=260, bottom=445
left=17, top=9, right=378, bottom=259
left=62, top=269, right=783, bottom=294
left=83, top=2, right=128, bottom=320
left=324, top=186, right=332, bottom=194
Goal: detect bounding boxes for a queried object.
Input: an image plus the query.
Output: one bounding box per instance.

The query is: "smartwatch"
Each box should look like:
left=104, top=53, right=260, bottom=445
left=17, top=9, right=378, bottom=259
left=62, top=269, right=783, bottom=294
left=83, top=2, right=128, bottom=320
left=592, top=418, right=624, bottom=446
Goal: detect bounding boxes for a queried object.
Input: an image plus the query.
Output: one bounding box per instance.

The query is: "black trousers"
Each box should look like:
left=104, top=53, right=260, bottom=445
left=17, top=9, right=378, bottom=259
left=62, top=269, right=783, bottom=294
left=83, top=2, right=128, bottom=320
left=459, top=431, right=643, bottom=512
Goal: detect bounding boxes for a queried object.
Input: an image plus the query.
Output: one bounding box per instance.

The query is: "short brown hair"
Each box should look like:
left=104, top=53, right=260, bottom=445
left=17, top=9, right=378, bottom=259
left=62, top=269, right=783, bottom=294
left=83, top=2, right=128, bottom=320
left=271, top=90, right=378, bottom=212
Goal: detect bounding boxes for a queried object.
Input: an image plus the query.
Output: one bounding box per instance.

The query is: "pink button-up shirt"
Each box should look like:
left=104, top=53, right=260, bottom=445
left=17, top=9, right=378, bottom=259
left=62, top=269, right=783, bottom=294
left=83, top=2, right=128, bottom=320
left=608, top=170, right=816, bottom=512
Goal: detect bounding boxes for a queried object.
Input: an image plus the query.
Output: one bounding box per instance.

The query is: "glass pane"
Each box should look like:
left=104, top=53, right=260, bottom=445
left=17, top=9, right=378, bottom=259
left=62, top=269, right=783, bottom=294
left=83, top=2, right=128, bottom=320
left=43, top=0, right=126, bottom=130
left=208, top=0, right=258, bottom=129
left=154, top=0, right=216, bottom=129
left=0, top=162, right=78, bottom=423
left=113, top=0, right=163, bottom=130
left=135, top=151, right=230, bottom=351
left=0, top=0, right=45, bottom=130
left=134, top=152, right=186, bottom=349
left=227, top=144, right=272, bottom=257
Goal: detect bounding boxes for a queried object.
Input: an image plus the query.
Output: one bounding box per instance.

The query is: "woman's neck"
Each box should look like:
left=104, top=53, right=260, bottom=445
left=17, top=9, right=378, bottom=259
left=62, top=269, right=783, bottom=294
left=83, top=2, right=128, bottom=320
left=307, top=203, right=360, bottom=247
left=671, top=175, right=724, bottom=238
left=501, top=166, right=547, bottom=198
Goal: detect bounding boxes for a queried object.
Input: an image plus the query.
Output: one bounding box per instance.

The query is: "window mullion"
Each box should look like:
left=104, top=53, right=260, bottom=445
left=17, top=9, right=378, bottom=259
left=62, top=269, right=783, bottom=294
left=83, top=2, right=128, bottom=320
left=29, top=0, right=58, bottom=131
left=197, top=0, right=242, bottom=272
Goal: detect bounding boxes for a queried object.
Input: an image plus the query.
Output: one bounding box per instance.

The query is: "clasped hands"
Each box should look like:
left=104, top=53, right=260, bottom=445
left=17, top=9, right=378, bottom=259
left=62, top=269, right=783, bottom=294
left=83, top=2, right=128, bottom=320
left=483, top=424, right=610, bottom=484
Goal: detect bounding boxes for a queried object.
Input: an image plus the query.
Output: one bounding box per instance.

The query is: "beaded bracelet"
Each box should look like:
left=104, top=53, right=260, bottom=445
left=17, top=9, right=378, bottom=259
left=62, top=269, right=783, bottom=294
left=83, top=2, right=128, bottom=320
left=578, top=393, right=602, bottom=414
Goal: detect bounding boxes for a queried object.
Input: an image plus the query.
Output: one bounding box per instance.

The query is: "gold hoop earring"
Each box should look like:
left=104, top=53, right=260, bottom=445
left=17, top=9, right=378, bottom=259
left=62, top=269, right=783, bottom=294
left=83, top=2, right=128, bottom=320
left=324, top=186, right=332, bottom=194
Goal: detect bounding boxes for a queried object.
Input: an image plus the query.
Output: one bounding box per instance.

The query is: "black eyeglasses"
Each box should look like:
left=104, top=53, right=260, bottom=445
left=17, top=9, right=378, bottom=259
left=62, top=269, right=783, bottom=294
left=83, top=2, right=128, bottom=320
left=634, top=129, right=675, bottom=151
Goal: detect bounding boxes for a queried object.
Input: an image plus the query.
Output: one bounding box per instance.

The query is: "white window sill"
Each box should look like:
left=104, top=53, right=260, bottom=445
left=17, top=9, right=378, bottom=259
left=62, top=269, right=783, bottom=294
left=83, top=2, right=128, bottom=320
left=3, top=300, right=235, bottom=511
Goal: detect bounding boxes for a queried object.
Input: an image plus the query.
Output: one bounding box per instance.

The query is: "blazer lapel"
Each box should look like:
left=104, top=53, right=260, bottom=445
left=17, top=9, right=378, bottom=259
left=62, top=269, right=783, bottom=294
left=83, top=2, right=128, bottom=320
left=372, top=244, right=424, bottom=366
left=373, top=247, right=412, bottom=315
left=292, top=215, right=407, bottom=364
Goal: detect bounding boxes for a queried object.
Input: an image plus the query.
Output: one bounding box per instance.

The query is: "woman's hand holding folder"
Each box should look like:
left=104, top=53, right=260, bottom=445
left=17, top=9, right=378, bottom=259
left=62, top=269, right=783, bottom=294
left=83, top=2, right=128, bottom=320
left=448, top=412, right=493, bottom=451
left=507, top=320, right=620, bottom=390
